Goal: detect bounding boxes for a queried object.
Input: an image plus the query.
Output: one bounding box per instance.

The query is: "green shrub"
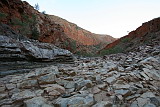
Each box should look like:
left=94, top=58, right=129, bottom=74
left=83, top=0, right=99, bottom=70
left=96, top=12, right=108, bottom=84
left=0, top=12, right=7, bottom=19
left=94, top=43, right=103, bottom=49
left=99, top=37, right=132, bottom=56
left=34, top=3, right=40, bottom=11
left=19, top=23, right=31, bottom=36
left=100, top=45, right=124, bottom=55
left=76, top=51, right=94, bottom=57
left=10, top=18, right=24, bottom=26
left=121, top=37, right=131, bottom=43
left=30, top=14, right=37, bottom=23
left=9, top=13, right=39, bottom=40
left=70, top=40, right=77, bottom=50
left=31, top=28, right=39, bottom=40
left=64, top=41, right=69, bottom=47
left=22, top=14, right=29, bottom=21
left=42, top=11, right=46, bottom=14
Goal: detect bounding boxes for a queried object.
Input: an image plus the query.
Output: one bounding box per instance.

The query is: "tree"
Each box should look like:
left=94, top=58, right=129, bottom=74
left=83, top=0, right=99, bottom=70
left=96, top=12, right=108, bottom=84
left=34, top=3, right=39, bottom=10
left=42, top=11, right=46, bottom=14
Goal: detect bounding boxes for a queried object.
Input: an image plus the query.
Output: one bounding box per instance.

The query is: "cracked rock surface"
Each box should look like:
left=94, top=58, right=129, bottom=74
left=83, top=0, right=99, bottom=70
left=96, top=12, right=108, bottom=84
left=0, top=42, right=160, bottom=107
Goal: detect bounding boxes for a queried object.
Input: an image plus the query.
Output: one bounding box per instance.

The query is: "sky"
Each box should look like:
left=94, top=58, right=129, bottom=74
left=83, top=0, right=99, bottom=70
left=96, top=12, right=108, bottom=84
left=22, top=0, right=160, bottom=38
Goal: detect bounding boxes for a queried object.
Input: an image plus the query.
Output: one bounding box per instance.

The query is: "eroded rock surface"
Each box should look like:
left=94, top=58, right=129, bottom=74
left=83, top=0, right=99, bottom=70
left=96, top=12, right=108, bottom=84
left=0, top=41, right=160, bottom=107
left=0, top=35, right=74, bottom=62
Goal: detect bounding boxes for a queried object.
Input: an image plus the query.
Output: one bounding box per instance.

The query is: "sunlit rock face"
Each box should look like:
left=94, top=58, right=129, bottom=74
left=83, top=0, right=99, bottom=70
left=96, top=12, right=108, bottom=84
left=0, top=0, right=116, bottom=55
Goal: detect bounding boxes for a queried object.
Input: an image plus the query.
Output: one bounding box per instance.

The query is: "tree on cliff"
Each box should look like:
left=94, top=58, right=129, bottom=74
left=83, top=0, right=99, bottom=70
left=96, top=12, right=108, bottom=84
left=42, top=11, right=46, bottom=14
left=34, top=3, right=39, bottom=10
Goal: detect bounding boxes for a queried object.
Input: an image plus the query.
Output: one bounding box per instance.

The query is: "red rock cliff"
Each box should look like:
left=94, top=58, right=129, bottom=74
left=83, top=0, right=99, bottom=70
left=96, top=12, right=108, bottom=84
left=47, top=15, right=115, bottom=46
left=100, top=17, right=160, bottom=54
left=0, top=0, right=116, bottom=55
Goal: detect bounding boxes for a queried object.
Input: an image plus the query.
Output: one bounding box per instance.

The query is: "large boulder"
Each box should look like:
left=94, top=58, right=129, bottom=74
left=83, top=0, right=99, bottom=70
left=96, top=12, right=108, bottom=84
left=24, top=97, right=53, bottom=107
left=11, top=90, right=36, bottom=101
left=53, top=94, right=94, bottom=107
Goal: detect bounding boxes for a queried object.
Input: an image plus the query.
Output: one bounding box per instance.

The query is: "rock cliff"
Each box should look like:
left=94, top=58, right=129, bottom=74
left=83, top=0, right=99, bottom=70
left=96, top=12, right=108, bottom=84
left=0, top=0, right=116, bottom=56
left=99, top=17, right=160, bottom=55
left=47, top=15, right=115, bottom=46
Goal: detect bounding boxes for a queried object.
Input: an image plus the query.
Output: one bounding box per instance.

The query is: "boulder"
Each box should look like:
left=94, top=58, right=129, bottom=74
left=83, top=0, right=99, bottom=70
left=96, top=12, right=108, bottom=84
left=64, top=81, right=75, bottom=89
left=5, top=83, right=16, bottom=90
left=75, top=79, right=93, bottom=90
left=11, top=90, right=36, bottom=101
left=117, top=66, right=125, bottom=72
left=44, top=84, right=65, bottom=96
left=34, top=66, right=59, bottom=77
left=136, top=98, right=150, bottom=107
left=114, top=89, right=131, bottom=97
left=53, top=94, right=94, bottom=107
left=104, top=76, right=116, bottom=84
left=92, top=101, right=112, bottom=107
left=24, top=97, right=53, bottom=107
left=143, top=103, right=156, bottom=107
left=91, top=86, right=101, bottom=94
left=38, top=73, right=56, bottom=84
left=0, top=93, right=8, bottom=100
left=0, top=85, right=6, bottom=92
left=17, top=80, right=38, bottom=89
left=113, top=84, right=130, bottom=89
left=103, top=61, right=117, bottom=71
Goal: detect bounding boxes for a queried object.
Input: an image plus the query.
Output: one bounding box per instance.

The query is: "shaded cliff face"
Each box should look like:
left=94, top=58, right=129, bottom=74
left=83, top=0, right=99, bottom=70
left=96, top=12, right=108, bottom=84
left=99, top=17, right=160, bottom=55
left=0, top=0, right=116, bottom=56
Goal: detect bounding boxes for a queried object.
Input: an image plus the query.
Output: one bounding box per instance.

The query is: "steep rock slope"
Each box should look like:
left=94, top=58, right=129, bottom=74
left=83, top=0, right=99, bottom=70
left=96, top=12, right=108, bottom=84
left=47, top=15, right=115, bottom=46
left=99, top=17, right=160, bottom=55
left=0, top=0, right=116, bottom=56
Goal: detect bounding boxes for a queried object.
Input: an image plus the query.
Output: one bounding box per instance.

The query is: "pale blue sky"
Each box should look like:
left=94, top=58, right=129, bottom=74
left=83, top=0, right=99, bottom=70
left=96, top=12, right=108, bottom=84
left=22, top=0, right=160, bottom=38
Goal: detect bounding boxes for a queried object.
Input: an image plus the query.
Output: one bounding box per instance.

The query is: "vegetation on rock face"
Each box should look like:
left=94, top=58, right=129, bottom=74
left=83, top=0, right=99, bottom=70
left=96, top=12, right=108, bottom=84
left=0, top=12, right=7, bottom=19
left=71, top=43, right=109, bottom=57
left=10, top=18, right=23, bottom=26
left=99, top=37, right=133, bottom=55
left=99, top=31, right=160, bottom=56
left=75, top=51, right=96, bottom=57
left=100, top=17, right=160, bottom=56
left=121, top=37, right=131, bottom=43
left=100, top=45, right=124, bottom=55
left=70, top=40, right=77, bottom=50
left=63, top=39, right=77, bottom=51
left=63, top=40, right=104, bottom=57
left=8, top=14, right=39, bottom=40
left=75, top=44, right=105, bottom=57
left=29, top=14, right=40, bottom=40
left=41, top=11, right=46, bottom=14
left=31, top=28, right=39, bottom=40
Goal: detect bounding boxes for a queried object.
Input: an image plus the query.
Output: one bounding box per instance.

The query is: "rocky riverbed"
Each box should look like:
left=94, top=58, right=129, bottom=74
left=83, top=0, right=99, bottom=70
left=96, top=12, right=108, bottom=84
left=0, top=41, right=160, bottom=107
